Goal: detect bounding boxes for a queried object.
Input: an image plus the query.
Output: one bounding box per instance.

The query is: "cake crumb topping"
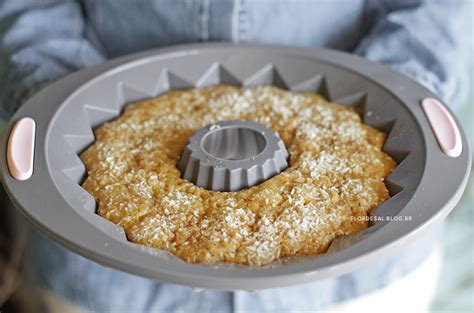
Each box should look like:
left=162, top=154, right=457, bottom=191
left=81, top=85, right=396, bottom=266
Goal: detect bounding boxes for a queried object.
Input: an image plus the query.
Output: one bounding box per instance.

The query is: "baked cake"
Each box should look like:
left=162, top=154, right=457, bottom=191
left=80, top=85, right=396, bottom=266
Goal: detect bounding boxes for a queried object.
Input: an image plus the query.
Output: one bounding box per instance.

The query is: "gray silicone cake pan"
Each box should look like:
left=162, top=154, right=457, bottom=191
left=0, top=44, right=470, bottom=291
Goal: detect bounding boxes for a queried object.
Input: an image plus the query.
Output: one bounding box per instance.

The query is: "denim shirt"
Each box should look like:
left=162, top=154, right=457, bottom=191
left=0, top=0, right=471, bottom=312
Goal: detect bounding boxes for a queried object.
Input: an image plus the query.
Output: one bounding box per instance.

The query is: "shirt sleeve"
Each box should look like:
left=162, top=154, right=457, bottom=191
left=0, top=0, right=105, bottom=119
left=355, top=0, right=472, bottom=111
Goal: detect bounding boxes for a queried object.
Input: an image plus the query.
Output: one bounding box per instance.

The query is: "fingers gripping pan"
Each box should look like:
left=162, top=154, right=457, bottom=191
left=0, top=44, right=470, bottom=290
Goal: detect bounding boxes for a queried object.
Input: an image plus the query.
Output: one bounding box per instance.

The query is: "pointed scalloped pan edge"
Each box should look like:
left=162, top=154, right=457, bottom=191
left=84, top=104, right=120, bottom=129
left=61, top=153, right=86, bottom=183
left=63, top=133, right=94, bottom=155
left=63, top=165, right=87, bottom=184
left=363, top=118, right=410, bottom=164
left=61, top=69, right=192, bottom=188
left=88, top=213, right=127, bottom=241
left=373, top=119, right=410, bottom=196
left=243, top=64, right=289, bottom=89
left=162, top=68, right=194, bottom=90
left=369, top=192, right=407, bottom=219
left=61, top=68, right=178, bottom=155
left=52, top=133, right=87, bottom=184
left=118, top=68, right=192, bottom=107
left=196, top=63, right=241, bottom=87
left=57, top=171, right=127, bottom=240
left=57, top=171, right=97, bottom=214
left=289, top=74, right=331, bottom=100
left=61, top=105, right=95, bottom=154
left=332, top=91, right=367, bottom=113
left=367, top=119, right=396, bottom=134
left=125, top=241, right=185, bottom=260
left=381, top=120, right=410, bottom=164
left=384, top=151, right=411, bottom=196
left=384, top=179, right=404, bottom=197
left=117, top=82, right=155, bottom=109
left=327, top=230, right=365, bottom=253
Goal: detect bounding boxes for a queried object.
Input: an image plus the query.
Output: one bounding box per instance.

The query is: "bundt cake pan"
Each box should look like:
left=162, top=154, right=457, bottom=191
left=0, top=44, right=470, bottom=290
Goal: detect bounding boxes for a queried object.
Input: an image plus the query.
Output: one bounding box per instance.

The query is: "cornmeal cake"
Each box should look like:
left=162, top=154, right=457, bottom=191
left=80, top=85, right=396, bottom=266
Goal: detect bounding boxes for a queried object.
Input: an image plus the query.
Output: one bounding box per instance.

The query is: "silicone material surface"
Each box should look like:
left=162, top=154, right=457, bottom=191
left=0, top=44, right=470, bottom=290
left=179, top=120, right=289, bottom=191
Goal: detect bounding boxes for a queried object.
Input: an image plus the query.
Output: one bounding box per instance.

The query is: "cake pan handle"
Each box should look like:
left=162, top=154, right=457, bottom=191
left=421, top=98, right=462, bottom=158
left=7, top=117, right=36, bottom=181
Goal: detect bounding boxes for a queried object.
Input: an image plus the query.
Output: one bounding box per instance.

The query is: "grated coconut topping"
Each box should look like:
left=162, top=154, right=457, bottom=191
left=81, top=85, right=396, bottom=266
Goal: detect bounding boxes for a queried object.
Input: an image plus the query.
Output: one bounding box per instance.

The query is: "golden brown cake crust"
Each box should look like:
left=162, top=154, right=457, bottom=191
left=80, top=85, right=396, bottom=266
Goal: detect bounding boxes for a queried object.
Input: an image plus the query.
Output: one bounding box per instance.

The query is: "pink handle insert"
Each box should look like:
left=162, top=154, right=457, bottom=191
left=421, top=98, right=462, bottom=158
left=7, top=117, right=36, bottom=180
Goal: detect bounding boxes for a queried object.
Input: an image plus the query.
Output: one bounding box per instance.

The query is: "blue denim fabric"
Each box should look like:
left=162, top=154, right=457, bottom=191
left=27, top=225, right=442, bottom=312
left=0, top=0, right=471, bottom=312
